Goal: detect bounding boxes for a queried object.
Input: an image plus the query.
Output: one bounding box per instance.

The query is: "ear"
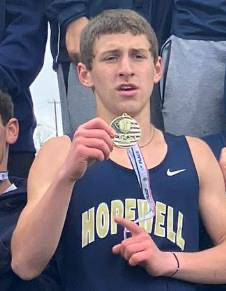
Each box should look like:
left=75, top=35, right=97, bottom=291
left=5, top=118, right=19, bottom=145
left=153, top=57, right=163, bottom=84
left=77, top=63, right=94, bottom=89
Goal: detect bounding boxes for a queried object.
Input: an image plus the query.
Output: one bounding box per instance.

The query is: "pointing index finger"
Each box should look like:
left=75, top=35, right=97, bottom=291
left=114, top=216, right=144, bottom=236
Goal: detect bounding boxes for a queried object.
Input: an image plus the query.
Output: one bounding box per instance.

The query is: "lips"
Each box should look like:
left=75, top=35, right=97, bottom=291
left=116, top=84, right=138, bottom=91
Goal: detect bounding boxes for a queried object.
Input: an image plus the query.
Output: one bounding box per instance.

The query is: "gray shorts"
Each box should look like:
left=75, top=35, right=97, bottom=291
left=57, top=63, right=96, bottom=137
left=160, top=35, right=226, bottom=137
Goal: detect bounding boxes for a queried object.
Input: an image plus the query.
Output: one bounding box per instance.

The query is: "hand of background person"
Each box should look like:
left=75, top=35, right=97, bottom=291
left=65, top=17, right=89, bottom=64
left=60, top=118, right=115, bottom=182
left=219, top=148, right=226, bottom=186
left=112, top=216, right=178, bottom=277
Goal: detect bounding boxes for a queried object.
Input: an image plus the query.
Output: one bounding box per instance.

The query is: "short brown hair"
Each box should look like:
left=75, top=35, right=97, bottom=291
left=0, top=89, right=14, bottom=125
left=80, top=9, right=159, bottom=70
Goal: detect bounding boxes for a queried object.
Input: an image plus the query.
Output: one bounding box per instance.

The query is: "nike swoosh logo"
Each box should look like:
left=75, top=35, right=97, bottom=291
left=167, top=169, right=186, bottom=176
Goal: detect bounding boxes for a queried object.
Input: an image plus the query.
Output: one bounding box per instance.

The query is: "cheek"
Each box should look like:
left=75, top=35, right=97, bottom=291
left=92, top=72, right=107, bottom=87
left=143, top=72, right=155, bottom=87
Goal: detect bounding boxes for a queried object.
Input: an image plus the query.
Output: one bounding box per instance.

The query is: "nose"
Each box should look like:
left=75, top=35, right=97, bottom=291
left=118, top=56, right=135, bottom=78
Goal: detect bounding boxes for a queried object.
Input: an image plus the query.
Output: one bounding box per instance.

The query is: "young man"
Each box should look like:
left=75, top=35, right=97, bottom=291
left=46, top=0, right=173, bottom=135
left=0, top=90, right=61, bottom=290
left=11, top=10, right=226, bottom=290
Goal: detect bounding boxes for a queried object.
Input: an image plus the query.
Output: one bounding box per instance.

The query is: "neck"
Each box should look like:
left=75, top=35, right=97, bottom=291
left=136, top=115, right=154, bottom=146
left=139, top=126, right=155, bottom=148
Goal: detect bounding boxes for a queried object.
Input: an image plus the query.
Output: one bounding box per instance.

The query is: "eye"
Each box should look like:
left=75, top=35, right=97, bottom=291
left=133, top=53, right=146, bottom=60
left=104, top=55, right=119, bottom=62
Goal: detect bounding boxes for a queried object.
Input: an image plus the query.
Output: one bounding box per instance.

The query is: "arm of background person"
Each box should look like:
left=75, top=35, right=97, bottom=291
left=46, top=0, right=89, bottom=63
left=0, top=0, right=47, bottom=95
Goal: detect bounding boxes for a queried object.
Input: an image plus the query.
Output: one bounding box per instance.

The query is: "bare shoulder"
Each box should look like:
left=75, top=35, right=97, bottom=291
left=27, top=136, right=71, bottom=202
left=186, top=137, right=226, bottom=244
left=186, top=135, right=213, bottom=156
left=186, top=136, right=216, bottom=164
left=186, top=135, right=222, bottom=181
left=39, top=135, right=71, bottom=152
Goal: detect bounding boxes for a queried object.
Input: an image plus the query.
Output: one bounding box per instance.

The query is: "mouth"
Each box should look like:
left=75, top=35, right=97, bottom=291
left=116, top=84, right=139, bottom=96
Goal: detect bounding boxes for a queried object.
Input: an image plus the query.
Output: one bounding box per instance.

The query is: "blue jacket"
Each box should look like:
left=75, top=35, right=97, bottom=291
left=0, top=177, right=62, bottom=291
left=46, top=0, right=173, bottom=68
left=171, top=0, right=226, bottom=40
left=0, top=0, right=48, bottom=153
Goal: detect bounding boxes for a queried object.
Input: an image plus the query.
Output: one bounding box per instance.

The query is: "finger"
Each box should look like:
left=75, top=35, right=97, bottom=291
left=112, top=244, right=121, bottom=254
left=129, top=250, right=148, bottom=267
left=112, top=233, right=149, bottom=255
left=75, top=136, right=111, bottom=160
left=122, top=242, right=146, bottom=261
left=79, top=118, right=115, bottom=138
left=75, top=128, right=114, bottom=151
left=75, top=144, right=105, bottom=162
left=114, top=216, right=145, bottom=236
left=86, top=138, right=112, bottom=159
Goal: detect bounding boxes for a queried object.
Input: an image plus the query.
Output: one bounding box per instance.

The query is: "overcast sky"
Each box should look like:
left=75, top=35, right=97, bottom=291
left=30, top=33, right=63, bottom=141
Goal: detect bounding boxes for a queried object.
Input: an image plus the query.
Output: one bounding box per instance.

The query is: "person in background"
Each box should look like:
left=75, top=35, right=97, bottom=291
left=201, top=68, right=226, bottom=161
left=11, top=10, right=226, bottom=290
left=46, top=0, right=173, bottom=136
left=0, top=89, right=62, bottom=290
left=0, top=0, right=48, bottom=177
left=161, top=0, right=226, bottom=137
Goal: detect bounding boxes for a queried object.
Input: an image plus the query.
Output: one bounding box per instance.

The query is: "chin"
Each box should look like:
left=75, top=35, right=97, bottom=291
left=115, top=108, right=139, bottom=118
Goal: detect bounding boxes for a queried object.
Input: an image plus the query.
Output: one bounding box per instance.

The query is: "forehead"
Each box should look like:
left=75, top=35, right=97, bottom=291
left=93, top=32, right=151, bottom=55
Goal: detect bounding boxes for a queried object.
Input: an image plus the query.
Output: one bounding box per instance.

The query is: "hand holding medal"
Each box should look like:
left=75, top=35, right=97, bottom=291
left=110, top=113, right=141, bottom=149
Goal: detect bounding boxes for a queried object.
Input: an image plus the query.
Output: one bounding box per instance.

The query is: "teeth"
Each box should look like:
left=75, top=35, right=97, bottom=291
left=120, top=86, right=133, bottom=90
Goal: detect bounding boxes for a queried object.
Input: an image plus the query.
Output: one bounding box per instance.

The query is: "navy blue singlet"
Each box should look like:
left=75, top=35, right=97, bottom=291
left=57, top=133, right=199, bottom=290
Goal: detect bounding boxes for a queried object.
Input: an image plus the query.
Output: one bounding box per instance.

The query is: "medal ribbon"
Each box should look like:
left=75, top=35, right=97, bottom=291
left=0, top=171, right=8, bottom=181
left=127, top=144, right=155, bottom=219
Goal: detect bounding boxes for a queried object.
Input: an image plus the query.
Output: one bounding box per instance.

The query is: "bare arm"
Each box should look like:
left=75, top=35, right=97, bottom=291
left=65, top=16, right=89, bottom=64
left=11, top=118, right=114, bottom=280
left=11, top=135, right=73, bottom=280
left=46, top=0, right=89, bottom=63
left=173, top=137, right=226, bottom=283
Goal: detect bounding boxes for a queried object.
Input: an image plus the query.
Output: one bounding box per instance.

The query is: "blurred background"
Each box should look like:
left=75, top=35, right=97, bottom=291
left=30, top=29, right=63, bottom=150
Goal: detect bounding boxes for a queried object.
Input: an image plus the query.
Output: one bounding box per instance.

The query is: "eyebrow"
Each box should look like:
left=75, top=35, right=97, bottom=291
left=100, top=48, right=151, bottom=57
left=100, top=49, right=120, bottom=57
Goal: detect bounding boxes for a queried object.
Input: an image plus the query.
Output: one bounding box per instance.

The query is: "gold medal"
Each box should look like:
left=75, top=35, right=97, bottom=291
left=110, top=113, right=141, bottom=149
